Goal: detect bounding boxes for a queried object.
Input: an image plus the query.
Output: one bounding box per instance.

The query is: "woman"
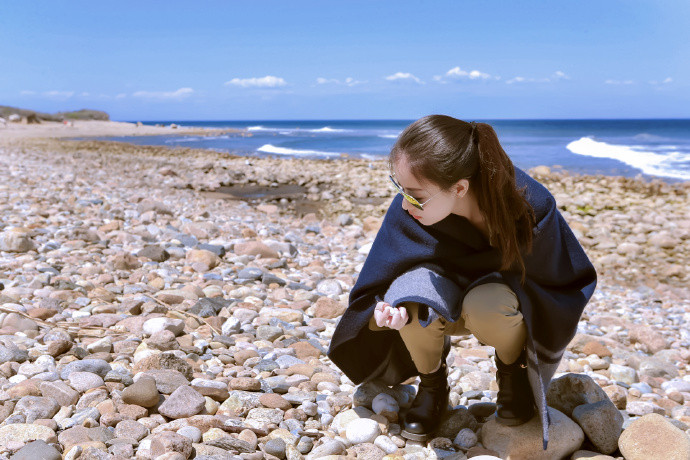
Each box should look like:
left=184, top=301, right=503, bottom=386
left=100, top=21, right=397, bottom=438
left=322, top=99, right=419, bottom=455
left=327, top=115, right=597, bottom=450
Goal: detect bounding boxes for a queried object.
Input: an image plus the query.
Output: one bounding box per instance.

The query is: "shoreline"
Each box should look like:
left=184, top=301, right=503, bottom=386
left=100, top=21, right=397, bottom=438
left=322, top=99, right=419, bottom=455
left=2, top=119, right=688, bottom=185
left=0, top=119, right=242, bottom=140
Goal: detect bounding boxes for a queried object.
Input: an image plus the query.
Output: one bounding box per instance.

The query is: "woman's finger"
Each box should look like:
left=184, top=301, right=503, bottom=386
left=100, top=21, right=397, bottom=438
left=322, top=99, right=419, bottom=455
left=399, top=306, right=409, bottom=325
left=386, top=308, right=399, bottom=328
left=374, top=308, right=388, bottom=327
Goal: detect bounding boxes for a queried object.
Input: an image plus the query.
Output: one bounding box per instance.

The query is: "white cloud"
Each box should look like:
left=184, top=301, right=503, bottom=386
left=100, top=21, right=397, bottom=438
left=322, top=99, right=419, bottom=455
left=506, top=71, right=570, bottom=84
left=115, top=93, right=127, bottom=99
left=605, top=79, right=634, bottom=85
left=649, top=77, right=673, bottom=85
left=316, top=77, right=365, bottom=86
left=132, top=87, right=194, bottom=99
left=80, top=92, right=90, bottom=97
left=224, top=76, right=287, bottom=88
left=434, top=66, right=498, bottom=83
left=385, top=72, right=424, bottom=84
left=43, top=90, right=75, bottom=98
left=552, top=71, right=570, bottom=80
left=506, top=76, right=527, bottom=84
left=316, top=77, right=338, bottom=85
left=20, top=90, right=36, bottom=96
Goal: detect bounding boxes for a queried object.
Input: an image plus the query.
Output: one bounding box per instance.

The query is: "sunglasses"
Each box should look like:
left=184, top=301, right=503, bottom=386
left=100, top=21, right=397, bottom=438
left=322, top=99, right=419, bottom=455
left=388, top=174, right=442, bottom=211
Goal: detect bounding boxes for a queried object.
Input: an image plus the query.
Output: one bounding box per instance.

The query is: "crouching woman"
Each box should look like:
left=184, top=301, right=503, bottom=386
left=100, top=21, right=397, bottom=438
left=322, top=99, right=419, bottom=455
left=327, top=114, right=597, bottom=450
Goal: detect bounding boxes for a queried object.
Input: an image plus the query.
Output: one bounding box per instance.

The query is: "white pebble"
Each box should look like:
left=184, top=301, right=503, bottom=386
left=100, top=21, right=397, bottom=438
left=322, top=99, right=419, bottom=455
left=374, top=435, right=398, bottom=454
left=345, top=418, right=381, bottom=444
left=372, top=393, right=399, bottom=415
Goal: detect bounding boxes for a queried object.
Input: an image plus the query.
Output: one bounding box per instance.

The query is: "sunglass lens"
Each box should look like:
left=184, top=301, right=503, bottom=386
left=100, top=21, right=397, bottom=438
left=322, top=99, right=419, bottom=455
left=406, top=196, right=424, bottom=210
left=389, top=175, right=424, bottom=210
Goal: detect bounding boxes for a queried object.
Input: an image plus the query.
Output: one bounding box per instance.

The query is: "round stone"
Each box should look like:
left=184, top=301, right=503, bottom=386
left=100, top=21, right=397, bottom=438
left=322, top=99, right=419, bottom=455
left=454, top=427, right=478, bottom=449
left=264, top=438, right=287, bottom=459
left=372, top=393, right=399, bottom=415
left=177, top=426, right=202, bottom=443
left=345, top=418, right=381, bottom=444
left=68, top=371, right=105, bottom=392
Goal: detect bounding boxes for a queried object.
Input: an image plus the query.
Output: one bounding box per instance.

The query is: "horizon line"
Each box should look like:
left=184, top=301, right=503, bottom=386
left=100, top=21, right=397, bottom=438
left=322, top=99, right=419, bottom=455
left=122, top=117, right=690, bottom=123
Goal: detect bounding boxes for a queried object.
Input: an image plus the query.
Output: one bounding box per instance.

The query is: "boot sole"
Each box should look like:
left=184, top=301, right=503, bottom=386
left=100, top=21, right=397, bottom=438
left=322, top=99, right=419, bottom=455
left=400, top=403, right=450, bottom=442
left=400, top=429, right=428, bottom=442
left=495, top=412, right=535, bottom=426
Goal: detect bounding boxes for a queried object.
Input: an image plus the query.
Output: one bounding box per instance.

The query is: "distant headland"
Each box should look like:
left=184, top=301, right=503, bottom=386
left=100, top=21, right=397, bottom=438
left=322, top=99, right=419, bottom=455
left=0, top=105, right=110, bottom=124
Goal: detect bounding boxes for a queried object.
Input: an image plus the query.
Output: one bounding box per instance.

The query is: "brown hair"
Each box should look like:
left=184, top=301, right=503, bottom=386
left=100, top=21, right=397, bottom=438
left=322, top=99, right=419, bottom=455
left=389, top=114, right=536, bottom=283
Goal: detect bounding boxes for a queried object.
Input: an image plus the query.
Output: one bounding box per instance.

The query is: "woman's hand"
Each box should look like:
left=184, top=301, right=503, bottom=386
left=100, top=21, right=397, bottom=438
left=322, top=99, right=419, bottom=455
left=374, top=301, right=409, bottom=330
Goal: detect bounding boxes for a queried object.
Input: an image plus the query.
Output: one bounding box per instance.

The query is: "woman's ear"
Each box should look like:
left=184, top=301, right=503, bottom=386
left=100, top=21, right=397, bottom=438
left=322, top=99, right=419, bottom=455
left=455, top=179, right=469, bottom=197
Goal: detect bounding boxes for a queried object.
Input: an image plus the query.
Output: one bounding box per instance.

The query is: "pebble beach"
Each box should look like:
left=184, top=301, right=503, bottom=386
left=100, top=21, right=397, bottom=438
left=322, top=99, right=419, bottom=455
left=1, top=123, right=689, bottom=460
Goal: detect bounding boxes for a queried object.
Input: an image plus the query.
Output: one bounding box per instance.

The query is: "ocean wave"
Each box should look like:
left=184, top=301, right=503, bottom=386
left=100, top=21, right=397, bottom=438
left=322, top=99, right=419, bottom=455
left=246, top=125, right=351, bottom=134
left=257, top=144, right=341, bottom=156
left=307, top=126, right=350, bottom=133
left=632, top=133, right=669, bottom=142
left=378, top=134, right=399, bottom=139
left=163, top=135, right=233, bottom=143
left=164, top=137, right=201, bottom=143
left=566, top=137, right=690, bottom=180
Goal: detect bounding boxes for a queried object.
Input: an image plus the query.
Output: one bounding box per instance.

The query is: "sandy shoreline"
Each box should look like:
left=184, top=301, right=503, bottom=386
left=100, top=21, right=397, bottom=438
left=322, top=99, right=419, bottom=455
left=0, top=119, right=242, bottom=140
left=0, top=125, right=689, bottom=458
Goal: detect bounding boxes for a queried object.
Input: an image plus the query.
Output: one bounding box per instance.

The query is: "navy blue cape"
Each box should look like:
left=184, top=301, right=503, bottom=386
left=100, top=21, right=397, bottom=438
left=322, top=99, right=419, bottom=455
left=327, top=167, right=597, bottom=449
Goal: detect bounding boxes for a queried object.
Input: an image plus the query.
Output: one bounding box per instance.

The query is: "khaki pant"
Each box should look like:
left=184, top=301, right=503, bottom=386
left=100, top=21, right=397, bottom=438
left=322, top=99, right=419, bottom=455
left=369, top=283, right=526, bottom=373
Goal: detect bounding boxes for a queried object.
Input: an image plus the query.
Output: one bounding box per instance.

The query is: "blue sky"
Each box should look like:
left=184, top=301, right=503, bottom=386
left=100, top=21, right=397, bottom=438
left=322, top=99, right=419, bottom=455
left=1, top=1, right=688, bottom=120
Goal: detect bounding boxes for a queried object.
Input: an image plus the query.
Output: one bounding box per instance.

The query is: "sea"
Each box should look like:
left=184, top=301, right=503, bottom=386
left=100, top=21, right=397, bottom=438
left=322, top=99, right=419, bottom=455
left=98, top=119, right=690, bottom=182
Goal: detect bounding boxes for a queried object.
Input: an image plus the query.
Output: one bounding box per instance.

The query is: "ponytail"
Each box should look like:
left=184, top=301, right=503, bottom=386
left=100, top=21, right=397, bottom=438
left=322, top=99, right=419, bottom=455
left=473, top=122, right=535, bottom=284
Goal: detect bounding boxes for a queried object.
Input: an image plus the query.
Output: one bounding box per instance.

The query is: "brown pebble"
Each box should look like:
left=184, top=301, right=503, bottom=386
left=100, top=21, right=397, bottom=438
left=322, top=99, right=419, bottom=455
left=582, top=340, right=613, bottom=358
left=298, top=381, right=318, bottom=392
left=259, top=393, right=292, bottom=410
left=229, top=377, right=261, bottom=391
left=33, top=418, right=58, bottom=430
left=27, top=307, right=56, bottom=320
left=288, top=341, right=322, bottom=360
left=668, top=391, right=684, bottom=404
left=7, top=378, right=42, bottom=398
left=602, top=384, right=627, bottom=410
left=118, top=404, right=148, bottom=420
left=233, top=350, right=260, bottom=366
left=237, top=429, right=258, bottom=450
left=284, top=408, right=308, bottom=422
left=121, top=376, right=160, bottom=408
left=100, top=412, right=128, bottom=427
left=311, top=372, right=339, bottom=385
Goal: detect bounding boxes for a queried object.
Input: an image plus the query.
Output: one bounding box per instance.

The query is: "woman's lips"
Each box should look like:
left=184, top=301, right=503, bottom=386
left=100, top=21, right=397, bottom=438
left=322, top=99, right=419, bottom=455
left=411, top=214, right=421, bottom=220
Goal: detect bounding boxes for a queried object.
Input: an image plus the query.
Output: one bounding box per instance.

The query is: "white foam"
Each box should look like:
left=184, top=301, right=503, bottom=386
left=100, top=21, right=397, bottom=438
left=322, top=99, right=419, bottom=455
left=566, top=137, right=690, bottom=180
left=360, top=153, right=385, bottom=161
left=307, top=126, right=348, bottom=133
left=164, top=137, right=201, bottom=143
left=257, top=144, right=341, bottom=156
left=247, top=125, right=350, bottom=134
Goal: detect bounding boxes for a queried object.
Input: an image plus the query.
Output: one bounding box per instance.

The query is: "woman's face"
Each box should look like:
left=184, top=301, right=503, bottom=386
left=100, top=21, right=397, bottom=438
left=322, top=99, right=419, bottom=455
left=391, top=155, right=464, bottom=226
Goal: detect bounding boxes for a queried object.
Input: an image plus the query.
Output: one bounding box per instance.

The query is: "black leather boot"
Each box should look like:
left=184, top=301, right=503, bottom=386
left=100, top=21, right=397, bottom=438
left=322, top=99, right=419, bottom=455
left=401, top=338, right=451, bottom=441
left=495, top=349, right=535, bottom=426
